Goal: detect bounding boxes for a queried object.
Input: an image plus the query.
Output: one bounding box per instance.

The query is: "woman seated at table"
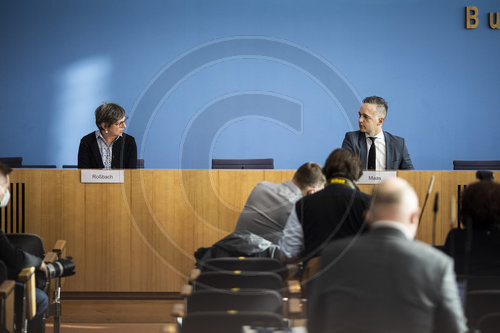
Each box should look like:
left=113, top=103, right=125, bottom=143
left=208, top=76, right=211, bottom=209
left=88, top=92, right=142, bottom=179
left=78, top=102, right=137, bottom=169
left=442, top=180, right=500, bottom=275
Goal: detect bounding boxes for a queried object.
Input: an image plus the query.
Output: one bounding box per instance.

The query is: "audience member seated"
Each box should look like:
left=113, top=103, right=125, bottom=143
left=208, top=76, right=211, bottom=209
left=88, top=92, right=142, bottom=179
left=78, top=102, right=137, bottom=169
left=442, top=180, right=500, bottom=275
left=0, top=163, right=48, bottom=333
left=307, top=178, right=467, bottom=333
left=234, top=162, right=326, bottom=245
left=279, top=148, right=370, bottom=263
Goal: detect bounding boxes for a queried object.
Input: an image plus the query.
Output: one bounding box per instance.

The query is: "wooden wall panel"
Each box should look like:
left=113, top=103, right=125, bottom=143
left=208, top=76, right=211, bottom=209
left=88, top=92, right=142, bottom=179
left=7, top=169, right=500, bottom=293
left=60, top=171, right=85, bottom=291
left=83, top=180, right=132, bottom=291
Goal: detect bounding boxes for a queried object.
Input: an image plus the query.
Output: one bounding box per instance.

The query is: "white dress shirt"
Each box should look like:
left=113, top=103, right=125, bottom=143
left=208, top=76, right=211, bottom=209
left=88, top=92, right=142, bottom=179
left=95, top=130, right=121, bottom=169
left=279, top=208, right=304, bottom=258
left=365, top=131, right=386, bottom=170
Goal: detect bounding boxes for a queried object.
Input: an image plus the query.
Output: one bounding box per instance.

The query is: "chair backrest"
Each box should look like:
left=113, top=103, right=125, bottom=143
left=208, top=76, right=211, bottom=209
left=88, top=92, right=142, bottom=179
left=200, top=257, right=287, bottom=279
left=193, top=271, right=283, bottom=293
left=466, top=290, right=500, bottom=331
left=0, top=157, right=22, bottom=168
left=20, top=165, right=57, bottom=169
left=0, top=261, right=6, bottom=283
left=464, top=276, right=500, bottom=292
left=477, top=312, right=500, bottom=333
left=6, top=234, right=46, bottom=291
left=181, top=311, right=284, bottom=333
left=211, top=159, right=274, bottom=169
left=137, top=159, right=145, bottom=169
left=186, top=289, right=282, bottom=314
left=5, top=234, right=45, bottom=258
left=453, top=160, right=500, bottom=170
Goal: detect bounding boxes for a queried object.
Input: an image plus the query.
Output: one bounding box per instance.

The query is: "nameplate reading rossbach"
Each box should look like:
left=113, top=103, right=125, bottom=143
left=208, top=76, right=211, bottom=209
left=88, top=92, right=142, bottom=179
left=80, top=170, right=124, bottom=183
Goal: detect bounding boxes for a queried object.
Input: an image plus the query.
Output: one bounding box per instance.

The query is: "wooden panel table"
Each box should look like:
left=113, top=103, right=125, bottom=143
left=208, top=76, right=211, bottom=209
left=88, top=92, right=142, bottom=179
left=4, top=169, right=498, bottom=293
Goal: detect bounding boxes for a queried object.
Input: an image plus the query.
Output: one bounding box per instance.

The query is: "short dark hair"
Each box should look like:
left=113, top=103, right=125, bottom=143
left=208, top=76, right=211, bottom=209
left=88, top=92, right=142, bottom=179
left=0, top=162, right=12, bottom=178
left=462, top=181, right=500, bottom=227
left=293, top=162, right=326, bottom=190
left=322, top=148, right=363, bottom=181
left=95, top=102, right=126, bottom=130
left=363, top=96, right=388, bottom=118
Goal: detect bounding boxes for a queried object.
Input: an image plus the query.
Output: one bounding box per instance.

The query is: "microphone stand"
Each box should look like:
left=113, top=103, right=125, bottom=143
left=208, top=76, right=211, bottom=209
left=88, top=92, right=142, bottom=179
left=418, top=176, right=435, bottom=225
left=432, top=192, right=439, bottom=246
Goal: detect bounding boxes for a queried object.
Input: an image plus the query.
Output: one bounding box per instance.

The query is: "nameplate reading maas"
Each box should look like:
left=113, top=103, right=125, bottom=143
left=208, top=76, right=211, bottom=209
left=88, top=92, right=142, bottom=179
left=356, top=171, right=397, bottom=185
left=81, top=170, right=124, bottom=183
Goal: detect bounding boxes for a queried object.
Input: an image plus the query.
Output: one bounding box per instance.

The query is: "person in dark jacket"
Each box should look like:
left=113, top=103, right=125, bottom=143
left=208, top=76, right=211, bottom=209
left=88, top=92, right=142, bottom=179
left=0, top=163, right=48, bottom=333
left=78, top=102, right=137, bottom=169
left=279, top=148, right=371, bottom=263
left=443, top=180, right=500, bottom=275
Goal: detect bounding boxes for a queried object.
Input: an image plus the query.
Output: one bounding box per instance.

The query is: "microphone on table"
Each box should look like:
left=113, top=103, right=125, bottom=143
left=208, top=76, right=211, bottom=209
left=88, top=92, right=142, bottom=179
left=418, top=175, right=435, bottom=225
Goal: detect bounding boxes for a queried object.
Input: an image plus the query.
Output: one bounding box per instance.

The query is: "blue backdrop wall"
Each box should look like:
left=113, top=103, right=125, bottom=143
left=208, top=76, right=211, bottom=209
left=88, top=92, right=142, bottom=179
left=1, top=0, right=499, bottom=170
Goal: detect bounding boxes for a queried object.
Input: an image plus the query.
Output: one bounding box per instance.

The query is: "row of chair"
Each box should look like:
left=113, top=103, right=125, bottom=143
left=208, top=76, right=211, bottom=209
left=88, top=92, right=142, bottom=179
left=0, top=234, right=67, bottom=333
left=4, top=157, right=500, bottom=170
left=0, top=157, right=145, bottom=169
left=165, top=257, right=303, bottom=333
left=168, top=258, right=500, bottom=332
left=458, top=275, right=500, bottom=332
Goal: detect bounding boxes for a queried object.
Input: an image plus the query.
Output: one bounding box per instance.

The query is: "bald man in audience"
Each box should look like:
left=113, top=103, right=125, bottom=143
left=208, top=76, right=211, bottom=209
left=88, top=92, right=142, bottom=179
left=307, top=178, right=467, bottom=333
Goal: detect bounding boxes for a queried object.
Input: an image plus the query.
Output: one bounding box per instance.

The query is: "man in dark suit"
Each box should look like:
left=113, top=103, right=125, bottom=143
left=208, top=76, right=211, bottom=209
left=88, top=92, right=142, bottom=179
left=342, top=96, right=414, bottom=170
left=307, top=177, right=466, bottom=333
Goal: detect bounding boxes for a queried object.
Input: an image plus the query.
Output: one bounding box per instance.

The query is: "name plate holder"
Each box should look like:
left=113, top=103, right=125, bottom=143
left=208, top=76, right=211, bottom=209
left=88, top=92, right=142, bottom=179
left=356, top=171, right=397, bottom=185
left=81, top=170, right=124, bottom=183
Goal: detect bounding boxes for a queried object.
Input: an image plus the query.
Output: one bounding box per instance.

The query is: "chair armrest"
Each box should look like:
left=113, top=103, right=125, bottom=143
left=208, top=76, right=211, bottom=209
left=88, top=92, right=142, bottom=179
left=189, top=269, right=201, bottom=282
left=287, top=280, right=302, bottom=297
left=171, top=303, right=185, bottom=318
left=52, top=240, right=66, bottom=256
left=0, top=280, right=15, bottom=296
left=17, top=267, right=35, bottom=283
left=0, top=280, right=15, bottom=333
left=44, top=252, right=58, bottom=264
left=17, top=267, right=36, bottom=320
left=161, top=323, right=178, bottom=333
left=291, top=318, right=307, bottom=328
left=288, top=297, right=302, bottom=315
left=180, top=284, right=193, bottom=297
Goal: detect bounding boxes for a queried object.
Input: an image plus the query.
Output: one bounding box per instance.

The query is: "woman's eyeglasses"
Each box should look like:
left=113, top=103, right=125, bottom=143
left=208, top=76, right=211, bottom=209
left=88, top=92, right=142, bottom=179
left=114, top=117, right=128, bottom=127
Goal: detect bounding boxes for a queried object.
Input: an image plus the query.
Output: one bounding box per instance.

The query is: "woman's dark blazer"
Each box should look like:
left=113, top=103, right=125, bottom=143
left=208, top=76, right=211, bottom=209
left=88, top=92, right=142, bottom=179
left=77, top=132, right=137, bottom=169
